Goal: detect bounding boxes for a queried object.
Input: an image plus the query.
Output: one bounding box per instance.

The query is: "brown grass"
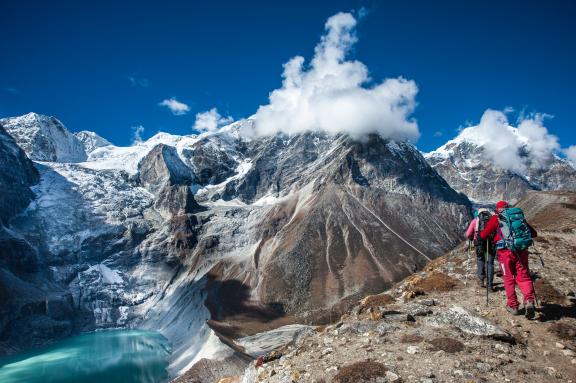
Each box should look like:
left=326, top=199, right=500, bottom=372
left=400, top=334, right=424, bottom=343
left=332, top=361, right=388, bottom=383
left=428, top=337, right=465, bottom=353
left=408, top=272, right=460, bottom=294
left=534, top=279, right=566, bottom=305
left=548, top=322, right=576, bottom=340
left=360, top=294, right=394, bottom=310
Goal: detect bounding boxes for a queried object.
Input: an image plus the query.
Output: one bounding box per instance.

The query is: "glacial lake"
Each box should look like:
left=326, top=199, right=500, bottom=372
left=0, top=329, right=171, bottom=383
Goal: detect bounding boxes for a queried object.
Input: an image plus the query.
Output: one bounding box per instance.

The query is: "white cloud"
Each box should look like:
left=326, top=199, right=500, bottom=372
left=131, top=125, right=144, bottom=144
left=517, top=114, right=559, bottom=168
left=129, top=76, right=149, bottom=88
left=463, top=109, right=560, bottom=173
left=563, top=145, right=576, bottom=167
left=193, top=108, right=233, bottom=132
left=245, top=12, right=419, bottom=141
left=159, top=97, right=190, bottom=115
left=475, top=109, right=526, bottom=173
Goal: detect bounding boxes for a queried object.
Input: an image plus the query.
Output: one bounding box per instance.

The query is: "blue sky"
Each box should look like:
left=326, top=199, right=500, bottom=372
left=1, top=0, right=574, bottom=152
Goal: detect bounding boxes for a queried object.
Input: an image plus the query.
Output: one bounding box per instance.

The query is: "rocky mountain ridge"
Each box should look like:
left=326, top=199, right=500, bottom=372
left=425, top=125, right=576, bottom=203
left=0, top=113, right=470, bottom=380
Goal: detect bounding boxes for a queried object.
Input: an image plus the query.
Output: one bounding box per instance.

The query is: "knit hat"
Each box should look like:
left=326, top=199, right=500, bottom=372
left=495, top=200, right=509, bottom=212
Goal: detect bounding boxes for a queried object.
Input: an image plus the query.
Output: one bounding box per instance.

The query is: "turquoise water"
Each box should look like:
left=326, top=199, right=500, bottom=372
left=0, top=329, right=171, bottom=383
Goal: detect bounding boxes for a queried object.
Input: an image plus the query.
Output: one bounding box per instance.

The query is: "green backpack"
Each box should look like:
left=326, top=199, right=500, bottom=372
left=497, top=207, right=533, bottom=251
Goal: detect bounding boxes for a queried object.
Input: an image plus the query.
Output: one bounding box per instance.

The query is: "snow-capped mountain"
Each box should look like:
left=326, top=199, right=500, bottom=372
left=0, top=113, right=87, bottom=162
left=425, top=125, right=576, bottom=203
left=74, top=130, right=112, bottom=155
left=0, top=113, right=470, bottom=379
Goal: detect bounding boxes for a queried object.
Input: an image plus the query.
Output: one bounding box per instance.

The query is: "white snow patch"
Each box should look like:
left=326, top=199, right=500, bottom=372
left=194, top=160, right=253, bottom=198
left=87, top=263, right=124, bottom=284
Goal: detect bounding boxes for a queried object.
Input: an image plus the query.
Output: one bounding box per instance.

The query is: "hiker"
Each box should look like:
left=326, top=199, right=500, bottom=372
left=480, top=201, right=538, bottom=318
left=465, top=208, right=496, bottom=291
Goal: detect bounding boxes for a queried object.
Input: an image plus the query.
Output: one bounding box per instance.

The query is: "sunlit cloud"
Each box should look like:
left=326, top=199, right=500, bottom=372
left=193, top=108, right=233, bottom=132
left=158, top=97, right=190, bottom=116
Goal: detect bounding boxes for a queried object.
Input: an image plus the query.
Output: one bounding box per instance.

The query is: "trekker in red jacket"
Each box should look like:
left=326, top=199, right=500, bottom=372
left=480, top=200, right=538, bottom=318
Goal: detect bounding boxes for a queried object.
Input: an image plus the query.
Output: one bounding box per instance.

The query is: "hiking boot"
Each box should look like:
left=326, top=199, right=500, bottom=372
left=488, top=286, right=497, bottom=292
left=525, top=300, right=536, bottom=320
left=478, top=278, right=485, bottom=288
left=506, top=306, right=520, bottom=315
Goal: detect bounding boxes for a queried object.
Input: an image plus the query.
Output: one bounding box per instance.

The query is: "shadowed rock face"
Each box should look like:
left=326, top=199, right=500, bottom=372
left=138, top=144, right=195, bottom=194
left=426, top=139, right=576, bottom=203
left=183, top=139, right=238, bottom=185
left=138, top=144, right=202, bottom=217
left=0, top=124, right=62, bottom=355
left=0, top=124, right=39, bottom=226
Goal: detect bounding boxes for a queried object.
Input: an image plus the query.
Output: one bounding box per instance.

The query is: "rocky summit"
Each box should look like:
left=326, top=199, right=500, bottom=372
left=0, top=113, right=574, bottom=383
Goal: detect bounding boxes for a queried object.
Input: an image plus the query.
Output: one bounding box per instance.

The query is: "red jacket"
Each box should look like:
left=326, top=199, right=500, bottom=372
left=480, top=214, right=537, bottom=243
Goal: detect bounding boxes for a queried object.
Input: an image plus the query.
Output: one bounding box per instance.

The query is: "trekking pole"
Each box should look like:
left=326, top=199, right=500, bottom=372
left=530, top=243, right=543, bottom=310
left=465, top=241, right=471, bottom=286
left=532, top=243, right=545, bottom=268
left=485, top=241, right=489, bottom=307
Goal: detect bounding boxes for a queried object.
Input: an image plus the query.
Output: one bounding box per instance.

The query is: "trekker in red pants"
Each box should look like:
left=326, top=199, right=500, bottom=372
left=480, top=201, right=538, bottom=318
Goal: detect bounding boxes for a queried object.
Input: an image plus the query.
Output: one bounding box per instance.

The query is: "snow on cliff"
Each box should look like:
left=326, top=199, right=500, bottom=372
left=1, top=113, right=86, bottom=162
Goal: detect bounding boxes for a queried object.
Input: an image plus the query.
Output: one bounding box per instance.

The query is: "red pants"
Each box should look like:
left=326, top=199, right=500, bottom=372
left=497, top=249, right=535, bottom=309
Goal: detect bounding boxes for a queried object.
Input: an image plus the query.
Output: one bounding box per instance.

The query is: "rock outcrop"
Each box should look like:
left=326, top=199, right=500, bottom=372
left=138, top=143, right=202, bottom=217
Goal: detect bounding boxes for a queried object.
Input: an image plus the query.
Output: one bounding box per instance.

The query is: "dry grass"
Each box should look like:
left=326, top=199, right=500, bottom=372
left=407, top=272, right=460, bottom=294
left=428, top=337, right=465, bottom=353
left=332, top=361, right=388, bottom=383
left=534, top=279, right=566, bottom=305
left=360, top=294, right=394, bottom=310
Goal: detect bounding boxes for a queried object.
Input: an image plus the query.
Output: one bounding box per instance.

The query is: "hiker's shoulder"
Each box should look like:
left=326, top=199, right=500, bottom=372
left=487, top=214, right=499, bottom=223
left=483, top=215, right=499, bottom=230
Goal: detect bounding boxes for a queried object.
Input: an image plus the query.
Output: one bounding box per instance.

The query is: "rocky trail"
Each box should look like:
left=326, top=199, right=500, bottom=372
left=213, top=191, right=576, bottom=383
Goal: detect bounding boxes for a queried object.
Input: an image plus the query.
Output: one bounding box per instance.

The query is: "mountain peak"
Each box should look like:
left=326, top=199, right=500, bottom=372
left=426, top=124, right=529, bottom=160
left=425, top=125, right=576, bottom=202
left=0, top=113, right=86, bottom=163
left=74, top=130, right=112, bottom=154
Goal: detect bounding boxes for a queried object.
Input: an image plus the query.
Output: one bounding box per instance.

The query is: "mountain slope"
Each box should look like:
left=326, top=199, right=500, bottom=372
left=228, top=190, right=576, bottom=383
left=425, top=126, right=576, bottom=203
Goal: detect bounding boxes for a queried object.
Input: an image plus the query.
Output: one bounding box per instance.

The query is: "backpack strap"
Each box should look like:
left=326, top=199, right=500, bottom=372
left=496, top=214, right=508, bottom=250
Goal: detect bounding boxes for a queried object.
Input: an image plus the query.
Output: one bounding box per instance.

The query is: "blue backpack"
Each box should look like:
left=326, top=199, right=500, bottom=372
left=497, top=207, right=533, bottom=251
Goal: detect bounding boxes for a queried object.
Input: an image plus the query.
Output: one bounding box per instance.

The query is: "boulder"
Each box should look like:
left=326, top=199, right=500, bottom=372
left=428, top=305, right=515, bottom=343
